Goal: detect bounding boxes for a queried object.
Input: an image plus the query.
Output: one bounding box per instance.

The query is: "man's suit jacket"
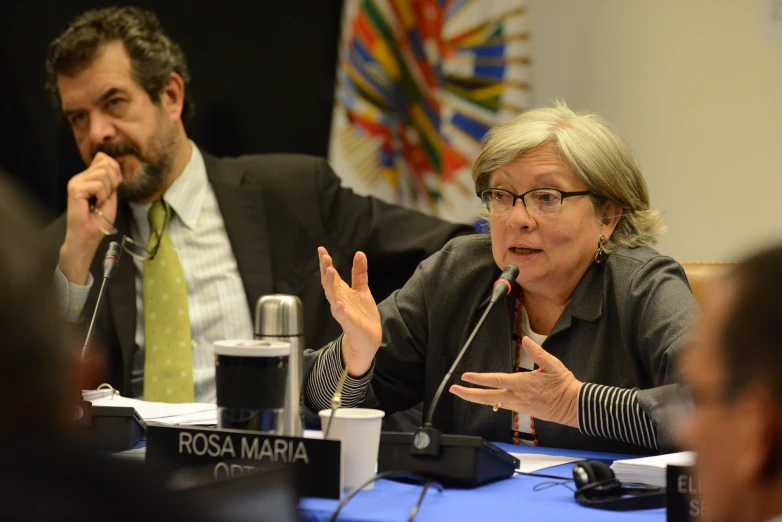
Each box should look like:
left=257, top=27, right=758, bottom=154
left=44, top=152, right=473, bottom=395
left=305, top=235, right=696, bottom=454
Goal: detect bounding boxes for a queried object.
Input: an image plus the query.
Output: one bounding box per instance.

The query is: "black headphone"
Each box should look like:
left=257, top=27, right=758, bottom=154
left=572, top=460, right=666, bottom=511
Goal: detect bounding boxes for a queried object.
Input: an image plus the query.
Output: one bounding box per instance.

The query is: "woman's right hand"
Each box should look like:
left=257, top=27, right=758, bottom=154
left=318, top=247, right=381, bottom=377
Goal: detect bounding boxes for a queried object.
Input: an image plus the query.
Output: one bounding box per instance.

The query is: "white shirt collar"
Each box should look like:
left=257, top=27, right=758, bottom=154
left=128, top=140, right=207, bottom=230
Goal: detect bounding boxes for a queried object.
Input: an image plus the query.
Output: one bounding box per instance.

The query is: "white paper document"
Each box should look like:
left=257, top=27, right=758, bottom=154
left=509, top=452, right=585, bottom=473
left=88, top=394, right=217, bottom=425
left=610, top=451, right=696, bottom=488
left=81, top=388, right=116, bottom=402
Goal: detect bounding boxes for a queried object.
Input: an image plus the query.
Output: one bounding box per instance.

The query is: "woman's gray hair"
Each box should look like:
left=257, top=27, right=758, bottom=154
left=472, top=100, right=665, bottom=252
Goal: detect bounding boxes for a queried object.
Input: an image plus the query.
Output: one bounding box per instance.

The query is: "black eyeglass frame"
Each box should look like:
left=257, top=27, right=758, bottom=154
left=477, top=187, right=593, bottom=215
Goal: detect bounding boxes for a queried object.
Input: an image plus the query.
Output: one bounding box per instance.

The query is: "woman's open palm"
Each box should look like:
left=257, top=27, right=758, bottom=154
left=318, top=247, right=381, bottom=375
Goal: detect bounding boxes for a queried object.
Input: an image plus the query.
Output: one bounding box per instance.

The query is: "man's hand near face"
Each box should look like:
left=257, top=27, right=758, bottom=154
left=58, top=152, right=123, bottom=285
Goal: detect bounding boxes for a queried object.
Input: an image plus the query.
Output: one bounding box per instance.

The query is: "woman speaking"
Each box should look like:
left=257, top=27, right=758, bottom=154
left=304, top=102, right=695, bottom=455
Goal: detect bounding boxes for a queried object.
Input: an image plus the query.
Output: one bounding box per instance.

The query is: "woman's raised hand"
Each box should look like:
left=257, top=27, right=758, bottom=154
left=318, top=247, right=382, bottom=377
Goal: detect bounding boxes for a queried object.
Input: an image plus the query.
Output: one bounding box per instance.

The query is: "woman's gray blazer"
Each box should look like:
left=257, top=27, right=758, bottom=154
left=305, top=235, right=696, bottom=454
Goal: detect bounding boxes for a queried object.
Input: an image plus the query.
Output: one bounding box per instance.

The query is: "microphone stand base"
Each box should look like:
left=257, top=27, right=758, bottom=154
left=378, top=431, right=519, bottom=488
left=89, top=406, right=147, bottom=452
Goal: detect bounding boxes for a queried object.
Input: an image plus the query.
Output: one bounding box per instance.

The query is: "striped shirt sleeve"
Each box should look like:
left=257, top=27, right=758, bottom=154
left=54, top=267, right=94, bottom=323
left=305, top=335, right=375, bottom=413
left=578, top=383, right=658, bottom=451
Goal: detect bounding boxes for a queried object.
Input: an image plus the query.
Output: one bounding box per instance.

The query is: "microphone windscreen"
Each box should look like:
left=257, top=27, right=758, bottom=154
left=106, top=241, right=122, bottom=260
left=102, top=241, right=122, bottom=278
left=490, top=264, right=519, bottom=303
left=503, top=264, right=519, bottom=282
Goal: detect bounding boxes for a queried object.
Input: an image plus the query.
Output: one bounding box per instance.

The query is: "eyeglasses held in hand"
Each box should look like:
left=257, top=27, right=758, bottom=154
left=90, top=201, right=168, bottom=261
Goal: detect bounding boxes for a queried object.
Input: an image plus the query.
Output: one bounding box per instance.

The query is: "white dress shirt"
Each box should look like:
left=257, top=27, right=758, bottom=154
left=55, top=142, right=254, bottom=402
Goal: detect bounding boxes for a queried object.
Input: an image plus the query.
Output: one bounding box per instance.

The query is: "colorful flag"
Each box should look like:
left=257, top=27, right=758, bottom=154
left=329, top=0, right=530, bottom=223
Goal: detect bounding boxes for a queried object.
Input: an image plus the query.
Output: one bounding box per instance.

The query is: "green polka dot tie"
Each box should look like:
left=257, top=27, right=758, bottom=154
left=143, top=201, right=194, bottom=403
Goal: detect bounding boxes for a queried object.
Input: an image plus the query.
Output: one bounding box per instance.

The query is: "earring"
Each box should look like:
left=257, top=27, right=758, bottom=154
left=594, top=235, right=606, bottom=264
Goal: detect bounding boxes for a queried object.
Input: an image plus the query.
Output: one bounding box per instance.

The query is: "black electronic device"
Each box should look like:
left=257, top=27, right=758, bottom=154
left=378, top=432, right=519, bottom=487
left=377, top=265, right=521, bottom=487
left=572, top=460, right=666, bottom=511
left=90, top=405, right=146, bottom=452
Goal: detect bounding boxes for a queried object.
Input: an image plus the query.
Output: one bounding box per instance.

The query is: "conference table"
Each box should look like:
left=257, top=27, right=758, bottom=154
left=132, top=436, right=666, bottom=520
left=299, top=443, right=666, bottom=522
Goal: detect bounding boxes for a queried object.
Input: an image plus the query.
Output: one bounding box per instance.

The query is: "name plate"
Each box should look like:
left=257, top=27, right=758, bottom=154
left=666, top=464, right=707, bottom=521
left=146, top=423, right=341, bottom=499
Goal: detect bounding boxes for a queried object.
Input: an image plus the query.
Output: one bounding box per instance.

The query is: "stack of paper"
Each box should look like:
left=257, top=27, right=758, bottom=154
left=88, top=394, right=217, bottom=426
left=610, top=451, right=696, bottom=487
left=82, top=388, right=117, bottom=401
left=509, top=453, right=585, bottom=473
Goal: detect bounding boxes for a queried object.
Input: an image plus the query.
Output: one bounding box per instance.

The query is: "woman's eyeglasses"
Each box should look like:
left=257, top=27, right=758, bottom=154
left=478, top=187, right=593, bottom=216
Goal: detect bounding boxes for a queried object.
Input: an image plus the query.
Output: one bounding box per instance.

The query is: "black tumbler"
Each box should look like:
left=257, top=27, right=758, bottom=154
left=214, top=340, right=291, bottom=433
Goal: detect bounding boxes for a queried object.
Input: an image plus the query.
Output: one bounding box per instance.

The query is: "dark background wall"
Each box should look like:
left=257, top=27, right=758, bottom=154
left=0, top=1, right=344, bottom=218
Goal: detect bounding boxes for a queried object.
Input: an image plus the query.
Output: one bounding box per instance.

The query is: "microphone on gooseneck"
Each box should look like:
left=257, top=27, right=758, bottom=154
left=489, top=264, right=520, bottom=304
left=101, top=241, right=122, bottom=278
left=78, top=241, right=145, bottom=450
left=81, top=241, right=122, bottom=359
left=412, top=264, right=519, bottom=456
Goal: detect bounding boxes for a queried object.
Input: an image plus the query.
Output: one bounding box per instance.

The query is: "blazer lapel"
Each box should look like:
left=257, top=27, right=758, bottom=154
left=547, top=262, right=603, bottom=340
left=455, top=288, right=516, bottom=439
left=203, top=154, right=274, bottom=313
left=106, top=204, right=138, bottom=374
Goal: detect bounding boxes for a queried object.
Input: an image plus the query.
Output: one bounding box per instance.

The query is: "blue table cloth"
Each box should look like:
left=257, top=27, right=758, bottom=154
left=299, top=443, right=666, bottom=522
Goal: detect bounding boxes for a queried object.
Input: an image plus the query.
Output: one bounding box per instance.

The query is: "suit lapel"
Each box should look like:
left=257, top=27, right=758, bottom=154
left=547, top=262, right=603, bottom=340
left=456, top=289, right=515, bottom=439
left=106, top=204, right=138, bottom=374
left=203, top=153, right=274, bottom=313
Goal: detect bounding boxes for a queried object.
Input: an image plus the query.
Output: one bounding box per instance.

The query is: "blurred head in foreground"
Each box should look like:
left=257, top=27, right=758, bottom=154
left=678, top=245, right=782, bottom=522
left=0, top=172, right=84, bottom=434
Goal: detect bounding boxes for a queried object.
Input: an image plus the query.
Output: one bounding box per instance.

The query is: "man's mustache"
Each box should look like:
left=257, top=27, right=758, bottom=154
left=93, top=142, right=144, bottom=162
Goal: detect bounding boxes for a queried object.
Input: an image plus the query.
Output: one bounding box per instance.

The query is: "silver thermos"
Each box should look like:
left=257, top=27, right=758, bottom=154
left=254, top=295, right=304, bottom=436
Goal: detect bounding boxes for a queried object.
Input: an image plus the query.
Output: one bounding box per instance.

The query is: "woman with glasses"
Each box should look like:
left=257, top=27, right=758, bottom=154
left=305, top=101, right=695, bottom=454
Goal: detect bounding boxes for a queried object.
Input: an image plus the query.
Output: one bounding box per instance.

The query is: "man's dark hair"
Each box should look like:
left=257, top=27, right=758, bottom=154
left=723, top=245, right=782, bottom=402
left=0, top=172, right=75, bottom=432
left=45, top=6, right=194, bottom=119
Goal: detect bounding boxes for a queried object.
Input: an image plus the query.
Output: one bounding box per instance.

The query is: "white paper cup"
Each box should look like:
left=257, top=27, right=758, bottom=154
left=319, top=408, right=385, bottom=490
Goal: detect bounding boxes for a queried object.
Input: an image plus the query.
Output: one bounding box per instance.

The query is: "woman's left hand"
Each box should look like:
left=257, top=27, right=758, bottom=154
left=449, top=336, right=583, bottom=428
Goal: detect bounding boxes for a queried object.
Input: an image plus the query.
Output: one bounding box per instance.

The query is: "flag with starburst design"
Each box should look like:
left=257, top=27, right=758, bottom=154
left=329, top=0, right=530, bottom=223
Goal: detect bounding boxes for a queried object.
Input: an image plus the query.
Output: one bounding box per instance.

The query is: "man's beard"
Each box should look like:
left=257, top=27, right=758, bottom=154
left=93, top=123, right=178, bottom=203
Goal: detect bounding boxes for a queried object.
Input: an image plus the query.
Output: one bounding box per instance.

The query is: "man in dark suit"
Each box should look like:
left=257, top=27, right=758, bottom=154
left=44, top=7, right=471, bottom=404
left=1, top=171, right=298, bottom=522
